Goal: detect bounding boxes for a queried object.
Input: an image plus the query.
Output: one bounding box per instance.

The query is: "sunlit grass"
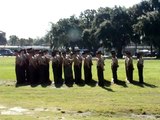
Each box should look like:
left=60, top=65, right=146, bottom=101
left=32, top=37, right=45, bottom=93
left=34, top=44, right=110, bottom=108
left=0, top=57, right=160, bottom=119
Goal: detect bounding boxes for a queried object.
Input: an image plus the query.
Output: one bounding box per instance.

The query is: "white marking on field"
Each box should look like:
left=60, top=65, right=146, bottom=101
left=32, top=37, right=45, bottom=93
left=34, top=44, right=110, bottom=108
left=1, top=107, right=30, bottom=115
left=131, top=114, right=156, bottom=119
left=0, top=105, right=6, bottom=109
left=34, top=108, right=49, bottom=112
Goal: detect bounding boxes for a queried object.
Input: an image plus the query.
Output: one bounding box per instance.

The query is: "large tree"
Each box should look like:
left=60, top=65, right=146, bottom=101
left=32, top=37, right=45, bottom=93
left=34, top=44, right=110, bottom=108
left=133, top=11, right=160, bottom=58
left=110, top=7, right=132, bottom=57
left=46, top=15, right=82, bottom=49
left=79, top=9, right=97, bottom=29
left=0, top=31, right=7, bottom=45
left=8, top=35, right=19, bottom=45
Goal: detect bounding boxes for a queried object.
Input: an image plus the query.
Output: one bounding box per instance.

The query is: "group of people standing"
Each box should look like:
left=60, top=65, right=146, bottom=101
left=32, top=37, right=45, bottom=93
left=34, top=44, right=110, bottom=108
left=15, top=48, right=144, bottom=87
left=124, top=51, right=144, bottom=84
left=15, top=48, right=93, bottom=86
left=15, top=49, right=51, bottom=85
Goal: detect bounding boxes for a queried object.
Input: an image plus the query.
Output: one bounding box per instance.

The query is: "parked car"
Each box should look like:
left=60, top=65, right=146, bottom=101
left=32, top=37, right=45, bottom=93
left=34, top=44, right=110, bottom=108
left=136, top=49, right=157, bottom=57
left=0, top=49, right=15, bottom=56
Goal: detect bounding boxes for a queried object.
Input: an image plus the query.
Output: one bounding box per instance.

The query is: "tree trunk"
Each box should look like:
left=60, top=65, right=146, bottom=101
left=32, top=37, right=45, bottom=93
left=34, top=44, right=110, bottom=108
left=156, top=48, right=160, bottom=59
left=117, top=47, right=123, bottom=58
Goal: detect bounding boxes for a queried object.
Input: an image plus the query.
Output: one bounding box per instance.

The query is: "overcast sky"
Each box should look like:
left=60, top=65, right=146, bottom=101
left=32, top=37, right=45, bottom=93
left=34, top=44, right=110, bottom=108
left=0, top=0, right=141, bottom=39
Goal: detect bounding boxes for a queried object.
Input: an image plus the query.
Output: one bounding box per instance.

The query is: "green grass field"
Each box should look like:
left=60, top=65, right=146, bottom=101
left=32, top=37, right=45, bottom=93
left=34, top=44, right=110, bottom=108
left=0, top=57, right=160, bottom=120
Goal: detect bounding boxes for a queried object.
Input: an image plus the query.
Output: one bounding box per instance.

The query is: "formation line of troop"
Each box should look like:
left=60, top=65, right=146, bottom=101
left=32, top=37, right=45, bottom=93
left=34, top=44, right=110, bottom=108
left=15, top=48, right=144, bottom=87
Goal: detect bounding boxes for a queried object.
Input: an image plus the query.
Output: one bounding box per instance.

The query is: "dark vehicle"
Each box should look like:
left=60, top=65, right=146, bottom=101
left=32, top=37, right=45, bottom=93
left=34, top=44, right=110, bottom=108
left=0, top=49, right=15, bottom=56
left=136, top=49, right=157, bottom=57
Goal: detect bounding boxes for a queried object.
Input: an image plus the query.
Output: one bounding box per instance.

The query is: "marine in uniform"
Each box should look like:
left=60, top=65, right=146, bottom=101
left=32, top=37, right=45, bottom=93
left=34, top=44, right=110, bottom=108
left=15, top=50, right=25, bottom=85
left=83, top=50, right=91, bottom=84
left=83, top=50, right=92, bottom=84
left=52, top=50, right=59, bottom=84
left=77, top=50, right=82, bottom=82
left=111, top=51, right=119, bottom=83
left=125, top=51, right=134, bottom=83
left=57, top=50, right=63, bottom=83
left=34, top=49, right=40, bottom=83
left=38, top=50, right=46, bottom=84
left=73, top=49, right=82, bottom=84
left=28, top=49, right=39, bottom=85
left=63, top=50, right=73, bottom=84
left=96, top=51, right=105, bottom=86
left=137, top=52, right=144, bottom=84
left=43, top=50, right=52, bottom=84
left=87, top=50, right=93, bottom=82
left=25, top=48, right=31, bottom=84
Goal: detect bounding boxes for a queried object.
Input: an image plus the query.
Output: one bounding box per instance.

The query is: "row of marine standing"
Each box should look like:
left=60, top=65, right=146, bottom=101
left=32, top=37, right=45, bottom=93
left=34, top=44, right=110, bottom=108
left=51, top=49, right=93, bottom=85
left=15, top=49, right=52, bottom=85
left=125, top=51, right=144, bottom=84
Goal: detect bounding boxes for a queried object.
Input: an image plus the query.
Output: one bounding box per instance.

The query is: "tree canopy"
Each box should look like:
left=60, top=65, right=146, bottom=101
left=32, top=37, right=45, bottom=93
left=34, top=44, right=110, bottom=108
left=3, top=0, right=160, bottom=58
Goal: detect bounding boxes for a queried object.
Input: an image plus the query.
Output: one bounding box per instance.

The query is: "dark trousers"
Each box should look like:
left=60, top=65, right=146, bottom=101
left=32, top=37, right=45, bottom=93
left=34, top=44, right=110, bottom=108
left=64, top=65, right=73, bottom=84
left=84, top=66, right=90, bottom=84
left=58, top=64, right=62, bottom=81
left=25, top=66, right=30, bottom=84
left=52, top=64, right=58, bottom=84
left=74, top=65, right=81, bottom=84
left=128, top=66, right=133, bottom=83
left=15, top=65, right=25, bottom=84
left=97, top=66, right=104, bottom=86
left=88, top=65, right=92, bottom=81
left=39, top=65, right=46, bottom=84
left=29, top=65, right=38, bottom=84
left=45, top=64, right=50, bottom=83
left=112, top=66, right=118, bottom=82
left=138, top=66, right=143, bottom=83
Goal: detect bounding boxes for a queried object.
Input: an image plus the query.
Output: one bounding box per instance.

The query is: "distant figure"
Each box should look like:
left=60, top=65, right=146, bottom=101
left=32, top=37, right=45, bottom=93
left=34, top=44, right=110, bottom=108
left=83, top=50, right=93, bottom=84
left=28, top=50, right=38, bottom=84
left=137, top=52, right=144, bottom=84
left=63, top=50, right=73, bottom=84
left=96, top=51, right=105, bottom=86
left=87, top=50, right=93, bottom=82
left=43, top=50, right=52, bottom=85
left=73, top=49, right=82, bottom=84
left=15, top=50, right=25, bottom=85
left=38, top=50, right=47, bottom=84
left=111, top=51, right=119, bottom=83
left=125, top=51, right=134, bottom=83
left=57, top=51, right=63, bottom=82
left=52, top=50, right=59, bottom=84
left=83, top=50, right=90, bottom=84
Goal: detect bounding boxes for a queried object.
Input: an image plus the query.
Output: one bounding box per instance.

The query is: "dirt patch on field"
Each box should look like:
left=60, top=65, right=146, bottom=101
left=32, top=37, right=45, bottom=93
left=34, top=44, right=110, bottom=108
left=1, top=105, right=159, bottom=120
left=0, top=105, right=91, bottom=118
left=131, top=114, right=159, bottom=120
left=0, top=80, right=15, bottom=86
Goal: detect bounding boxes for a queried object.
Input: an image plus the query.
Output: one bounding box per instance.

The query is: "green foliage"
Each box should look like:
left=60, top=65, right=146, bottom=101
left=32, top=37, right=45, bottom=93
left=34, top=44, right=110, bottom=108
left=44, top=0, right=160, bottom=58
left=0, top=31, right=7, bottom=45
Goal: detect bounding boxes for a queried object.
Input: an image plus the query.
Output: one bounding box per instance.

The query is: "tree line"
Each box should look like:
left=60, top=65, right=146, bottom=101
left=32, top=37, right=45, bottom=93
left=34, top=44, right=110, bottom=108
left=45, top=0, right=160, bottom=58
left=3, top=0, right=160, bottom=58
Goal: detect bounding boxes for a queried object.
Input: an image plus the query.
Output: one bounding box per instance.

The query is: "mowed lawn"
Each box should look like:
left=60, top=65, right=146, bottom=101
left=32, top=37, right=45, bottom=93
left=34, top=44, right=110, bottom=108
left=0, top=56, right=160, bottom=120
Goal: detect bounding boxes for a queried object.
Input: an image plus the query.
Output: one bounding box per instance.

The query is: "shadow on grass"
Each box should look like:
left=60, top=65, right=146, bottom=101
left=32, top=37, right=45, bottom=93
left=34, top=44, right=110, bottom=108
left=115, top=80, right=128, bottom=88
left=104, top=79, right=111, bottom=87
left=15, top=83, right=30, bottom=88
left=101, top=86, right=115, bottom=92
left=131, top=80, right=157, bottom=88
left=97, top=79, right=114, bottom=92
left=143, top=82, right=157, bottom=88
